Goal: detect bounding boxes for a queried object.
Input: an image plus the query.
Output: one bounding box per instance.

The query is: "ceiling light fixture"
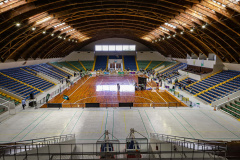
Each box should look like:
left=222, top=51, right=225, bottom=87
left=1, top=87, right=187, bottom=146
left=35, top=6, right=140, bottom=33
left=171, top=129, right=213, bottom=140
left=16, top=23, right=21, bottom=27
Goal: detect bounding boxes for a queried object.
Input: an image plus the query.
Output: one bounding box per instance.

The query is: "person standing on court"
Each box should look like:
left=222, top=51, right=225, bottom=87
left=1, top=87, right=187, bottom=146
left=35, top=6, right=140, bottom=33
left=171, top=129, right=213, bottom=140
left=22, top=99, right=26, bottom=110
left=117, top=83, right=120, bottom=91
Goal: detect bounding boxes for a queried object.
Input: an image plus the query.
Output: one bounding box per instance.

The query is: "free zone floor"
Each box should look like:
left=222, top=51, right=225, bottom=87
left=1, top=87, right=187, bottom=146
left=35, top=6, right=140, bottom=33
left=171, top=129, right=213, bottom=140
left=42, top=75, right=185, bottom=108
left=0, top=108, right=240, bottom=143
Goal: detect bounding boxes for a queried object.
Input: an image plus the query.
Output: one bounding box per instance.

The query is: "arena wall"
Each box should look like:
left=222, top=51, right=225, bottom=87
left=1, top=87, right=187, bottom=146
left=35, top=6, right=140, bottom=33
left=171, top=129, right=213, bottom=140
left=0, top=58, right=61, bottom=70
left=59, top=51, right=95, bottom=61
left=136, top=51, right=169, bottom=61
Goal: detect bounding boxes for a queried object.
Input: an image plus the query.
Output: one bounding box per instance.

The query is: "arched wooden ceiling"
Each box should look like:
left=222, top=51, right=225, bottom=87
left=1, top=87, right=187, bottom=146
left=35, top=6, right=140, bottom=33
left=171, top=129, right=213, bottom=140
left=0, top=0, right=239, bottom=63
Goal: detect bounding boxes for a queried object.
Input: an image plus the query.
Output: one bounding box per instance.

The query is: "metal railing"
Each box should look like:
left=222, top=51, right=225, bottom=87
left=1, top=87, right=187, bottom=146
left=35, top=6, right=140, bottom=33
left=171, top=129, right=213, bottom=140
left=0, top=139, right=227, bottom=159
left=0, top=134, right=75, bottom=158
left=150, top=133, right=227, bottom=151
left=1, top=134, right=75, bottom=146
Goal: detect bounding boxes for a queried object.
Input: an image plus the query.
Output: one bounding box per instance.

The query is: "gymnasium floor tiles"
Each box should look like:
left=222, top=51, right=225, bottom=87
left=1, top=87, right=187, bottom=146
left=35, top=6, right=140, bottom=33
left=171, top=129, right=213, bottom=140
left=0, top=107, right=240, bottom=143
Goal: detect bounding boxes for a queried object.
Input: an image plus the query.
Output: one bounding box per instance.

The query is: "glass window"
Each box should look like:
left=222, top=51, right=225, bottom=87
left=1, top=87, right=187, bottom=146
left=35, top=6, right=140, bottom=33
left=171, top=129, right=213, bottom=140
left=95, top=45, right=102, bottom=51
left=108, top=45, right=116, bottom=51
left=95, top=45, right=135, bottom=51
left=116, top=45, right=123, bottom=51
left=129, top=45, right=136, bottom=51
left=102, top=45, right=108, bottom=51
left=123, top=45, right=130, bottom=51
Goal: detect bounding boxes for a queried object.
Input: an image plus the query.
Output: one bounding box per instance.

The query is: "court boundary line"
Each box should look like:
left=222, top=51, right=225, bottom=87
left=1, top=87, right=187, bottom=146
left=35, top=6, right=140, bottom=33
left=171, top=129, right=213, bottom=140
left=175, top=110, right=204, bottom=139
left=19, top=111, right=53, bottom=141
left=70, top=110, right=84, bottom=134
left=155, top=90, right=167, bottom=103
left=74, top=95, right=153, bottom=103
left=168, top=109, right=195, bottom=138
left=138, top=109, right=149, bottom=138
left=144, top=110, right=156, bottom=133
left=61, top=111, right=78, bottom=135
left=199, top=110, right=240, bottom=138
left=10, top=111, right=48, bottom=142
left=62, top=76, right=91, bottom=103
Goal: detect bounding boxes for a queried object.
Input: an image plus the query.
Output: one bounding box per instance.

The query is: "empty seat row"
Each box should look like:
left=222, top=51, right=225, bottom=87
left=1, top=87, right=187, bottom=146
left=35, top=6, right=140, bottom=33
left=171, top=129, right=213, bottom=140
left=29, top=63, right=72, bottom=80
left=95, top=56, right=108, bottom=70
left=124, top=56, right=137, bottom=71
left=159, top=63, right=187, bottom=79
left=0, top=63, right=72, bottom=99
left=80, top=61, right=94, bottom=71
left=220, top=99, right=240, bottom=119
left=178, top=78, right=197, bottom=87
left=188, top=71, right=240, bottom=104
left=186, top=71, right=240, bottom=95
left=1, top=68, right=54, bottom=91
left=138, top=61, right=150, bottom=70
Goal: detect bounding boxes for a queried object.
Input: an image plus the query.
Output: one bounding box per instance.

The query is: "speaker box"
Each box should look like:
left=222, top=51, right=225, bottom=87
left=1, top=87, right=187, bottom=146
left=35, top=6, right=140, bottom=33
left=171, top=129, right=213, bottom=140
left=85, top=103, right=100, bottom=108
left=29, top=101, right=36, bottom=107
left=138, top=77, right=147, bottom=85
left=119, top=103, right=133, bottom=107
left=30, top=93, right=34, bottom=99
left=47, top=103, right=62, bottom=108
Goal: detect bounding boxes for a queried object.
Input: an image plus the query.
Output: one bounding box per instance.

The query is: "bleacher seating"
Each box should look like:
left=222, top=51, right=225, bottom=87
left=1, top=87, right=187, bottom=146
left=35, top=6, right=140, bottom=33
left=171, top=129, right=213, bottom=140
left=81, top=61, right=94, bottom=71
left=186, top=71, right=239, bottom=95
left=178, top=78, right=197, bottom=87
left=160, top=63, right=186, bottom=74
left=150, top=61, right=174, bottom=70
left=53, top=61, right=78, bottom=72
left=158, top=63, right=187, bottom=79
left=0, top=73, right=39, bottom=99
left=220, top=98, right=240, bottom=119
left=29, top=63, right=72, bottom=80
left=95, top=56, right=107, bottom=70
left=148, top=61, right=163, bottom=69
left=124, top=56, right=137, bottom=71
left=196, top=75, right=240, bottom=103
left=0, top=67, right=55, bottom=99
left=67, top=61, right=84, bottom=71
left=0, top=91, right=20, bottom=105
left=138, top=61, right=150, bottom=70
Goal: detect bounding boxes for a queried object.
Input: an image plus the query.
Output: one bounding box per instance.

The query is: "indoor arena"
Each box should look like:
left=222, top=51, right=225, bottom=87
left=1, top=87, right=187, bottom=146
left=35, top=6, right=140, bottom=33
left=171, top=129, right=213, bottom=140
left=0, top=0, right=240, bottom=159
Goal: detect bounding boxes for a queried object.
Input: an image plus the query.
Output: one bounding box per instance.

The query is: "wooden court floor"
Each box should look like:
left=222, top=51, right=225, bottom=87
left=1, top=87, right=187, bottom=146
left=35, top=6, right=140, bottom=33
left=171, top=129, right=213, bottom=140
left=42, top=75, right=186, bottom=108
